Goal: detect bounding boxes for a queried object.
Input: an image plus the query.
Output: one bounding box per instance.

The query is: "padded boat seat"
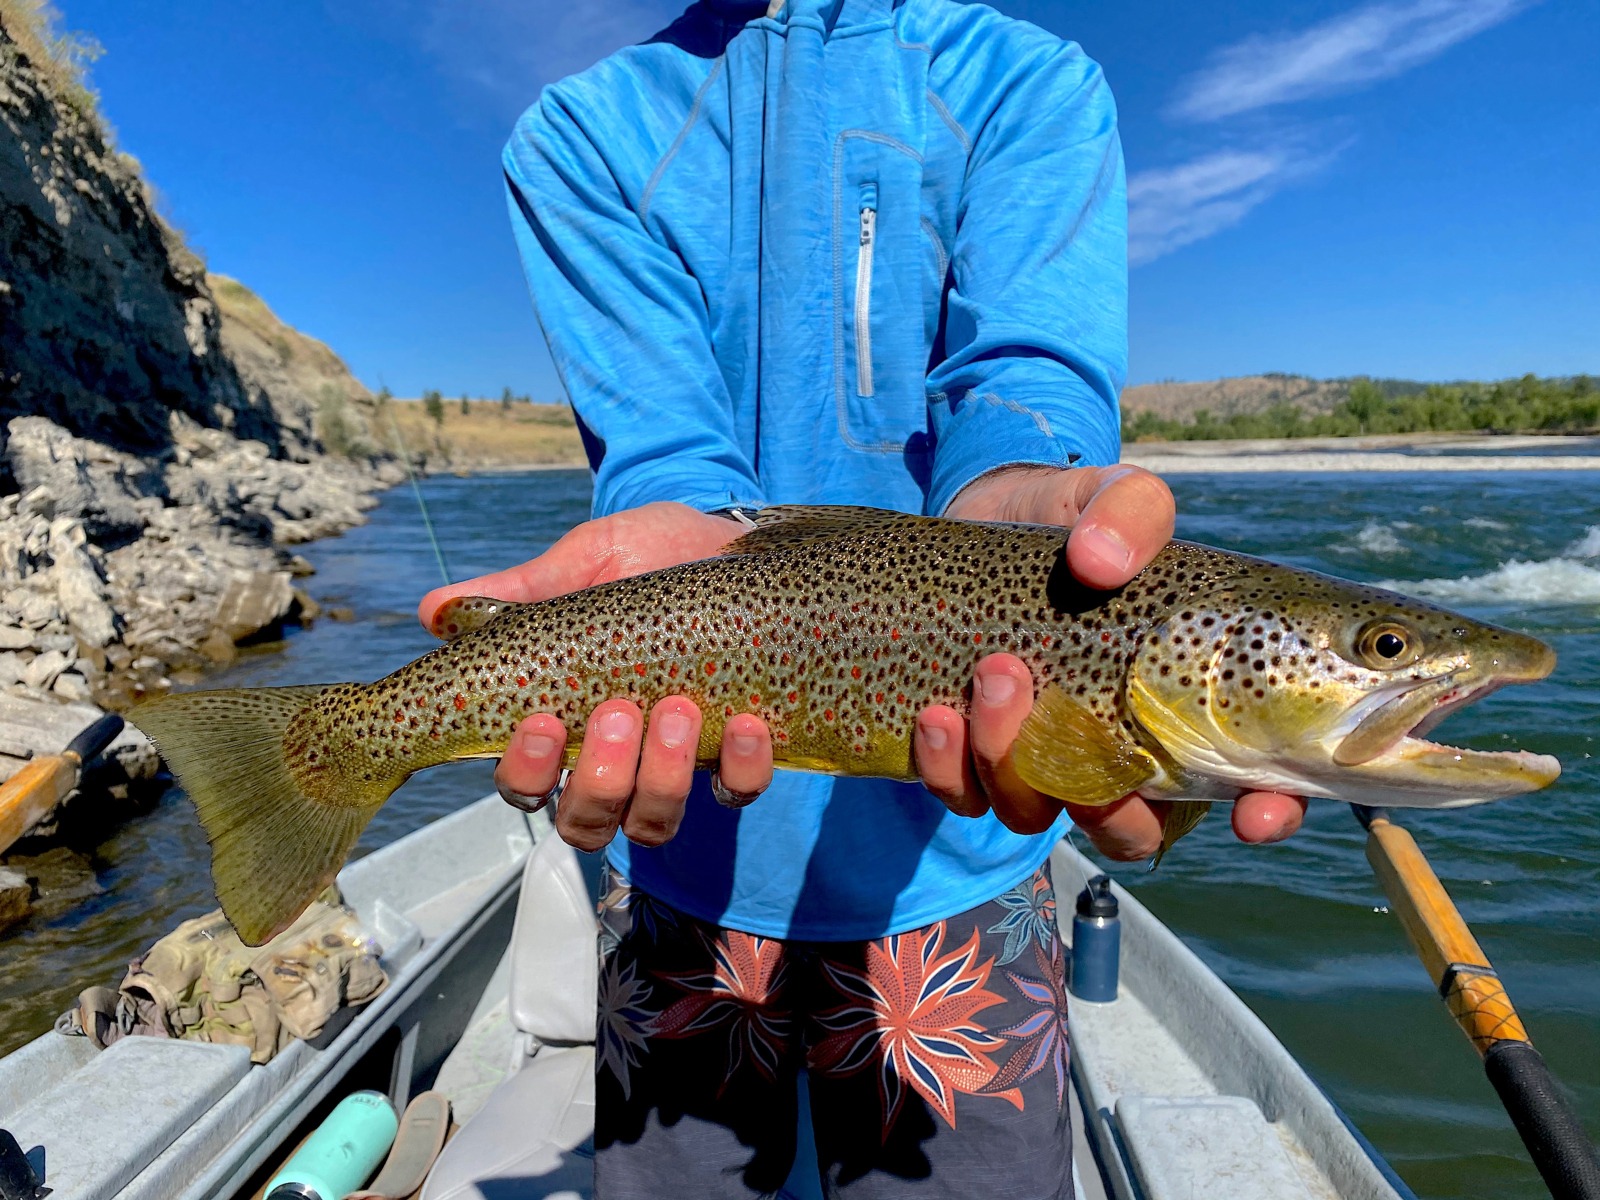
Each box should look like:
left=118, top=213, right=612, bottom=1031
left=1116, top=1095, right=1316, bottom=1200
left=423, top=833, right=601, bottom=1200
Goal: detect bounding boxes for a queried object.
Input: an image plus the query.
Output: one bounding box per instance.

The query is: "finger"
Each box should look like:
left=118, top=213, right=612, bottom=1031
left=1066, top=794, right=1166, bottom=861
left=417, top=518, right=612, bottom=631
left=1064, top=466, right=1176, bottom=590
left=494, top=713, right=567, bottom=812
left=712, top=714, right=772, bottom=808
left=1232, top=791, right=1308, bottom=844
left=967, top=655, right=1061, bottom=835
left=555, top=701, right=644, bottom=851
left=914, top=705, right=988, bottom=818
left=622, top=698, right=702, bottom=847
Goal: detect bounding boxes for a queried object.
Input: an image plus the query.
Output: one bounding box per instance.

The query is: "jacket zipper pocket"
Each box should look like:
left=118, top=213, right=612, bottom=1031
left=854, top=187, right=877, bottom=398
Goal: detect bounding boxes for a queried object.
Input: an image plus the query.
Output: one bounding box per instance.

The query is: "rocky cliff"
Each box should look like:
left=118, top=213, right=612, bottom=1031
left=0, top=5, right=399, bottom=805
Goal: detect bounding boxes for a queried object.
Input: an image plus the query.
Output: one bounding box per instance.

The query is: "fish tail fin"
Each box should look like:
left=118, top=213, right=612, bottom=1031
left=132, top=685, right=390, bottom=946
left=1150, top=800, right=1212, bottom=869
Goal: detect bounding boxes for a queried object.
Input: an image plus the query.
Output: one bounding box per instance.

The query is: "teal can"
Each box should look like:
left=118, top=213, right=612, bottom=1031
left=265, top=1090, right=399, bottom=1200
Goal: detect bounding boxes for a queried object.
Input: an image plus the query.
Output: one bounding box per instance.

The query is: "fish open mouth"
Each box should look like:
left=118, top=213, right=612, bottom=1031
left=1332, top=670, right=1560, bottom=792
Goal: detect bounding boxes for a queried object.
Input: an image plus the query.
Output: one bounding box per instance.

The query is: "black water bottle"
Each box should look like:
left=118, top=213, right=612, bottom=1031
left=1069, top=874, right=1120, bottom=1002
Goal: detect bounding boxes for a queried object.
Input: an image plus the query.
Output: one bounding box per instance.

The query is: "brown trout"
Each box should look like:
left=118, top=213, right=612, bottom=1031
left=132, top=506, right=1560, bottom=944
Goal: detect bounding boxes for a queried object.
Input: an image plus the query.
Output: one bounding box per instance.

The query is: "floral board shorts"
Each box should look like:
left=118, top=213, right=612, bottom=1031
left=594, top=863, right=1073, bottom=1199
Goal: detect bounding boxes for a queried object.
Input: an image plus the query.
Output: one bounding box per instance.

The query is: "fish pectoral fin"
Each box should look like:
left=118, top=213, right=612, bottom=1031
left=429, top=595, right=525, bottom=641
left=1011, top=686, right=1158, bottom=806
left=1152, top=800, right=1212, bottom=868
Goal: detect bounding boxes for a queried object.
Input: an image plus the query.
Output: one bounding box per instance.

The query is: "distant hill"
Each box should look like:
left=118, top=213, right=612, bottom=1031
left=1122, top=374, right=1348, bottom=421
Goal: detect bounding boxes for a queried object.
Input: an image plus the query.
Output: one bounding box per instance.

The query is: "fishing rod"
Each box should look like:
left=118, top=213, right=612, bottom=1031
left=383, top=403, right=452, bottom=587
left=1353, top=805, right=1600, bottom=1200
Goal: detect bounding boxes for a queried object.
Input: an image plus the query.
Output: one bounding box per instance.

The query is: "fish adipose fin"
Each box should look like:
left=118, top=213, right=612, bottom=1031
left=1012, top=686, right=1158, bottom=806
left=429, top=595, right=524, bottom=640
left=133, top=686, right=385, bottom=946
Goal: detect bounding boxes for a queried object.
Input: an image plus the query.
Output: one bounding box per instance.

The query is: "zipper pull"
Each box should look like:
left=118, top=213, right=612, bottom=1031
left=859, top=206, right=876, bottom=247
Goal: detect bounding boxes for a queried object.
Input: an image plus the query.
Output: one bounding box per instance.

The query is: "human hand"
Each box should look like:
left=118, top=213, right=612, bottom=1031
left=416, top=502, right=775, bottom=850
left=915, top=465, right=1308, bottom=859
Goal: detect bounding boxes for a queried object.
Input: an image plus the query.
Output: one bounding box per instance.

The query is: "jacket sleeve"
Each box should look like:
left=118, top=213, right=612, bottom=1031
left=924, top=41, right=1128, bottom=516
left=503, top=92, right=765, bottom=518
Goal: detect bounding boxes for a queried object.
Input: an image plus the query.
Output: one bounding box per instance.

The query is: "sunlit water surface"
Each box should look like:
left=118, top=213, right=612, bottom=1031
left=1, top=468, right=1595, bottom=1200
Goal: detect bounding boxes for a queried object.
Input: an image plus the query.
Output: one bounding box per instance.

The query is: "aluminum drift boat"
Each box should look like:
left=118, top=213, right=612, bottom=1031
left=0, top=795, right=1415, bottom=1200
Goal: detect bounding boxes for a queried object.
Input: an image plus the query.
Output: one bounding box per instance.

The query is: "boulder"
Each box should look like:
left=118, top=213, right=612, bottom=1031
left=213, top=570, right=294, bottom=643
left=47, top=521, right=119, bottom=648
left=0, top=626, right=33, bottom=651
left=0, top=868, right=31, bottom=934
left=21, top=648, right=70, bottom=691
left=0, top=651, right=24, bottom=687
left=4, top=417, right=148, bottom=540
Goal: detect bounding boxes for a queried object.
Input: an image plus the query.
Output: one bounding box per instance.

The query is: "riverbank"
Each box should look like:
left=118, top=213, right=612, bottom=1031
left=1127, top=431, right=1600, bottom=472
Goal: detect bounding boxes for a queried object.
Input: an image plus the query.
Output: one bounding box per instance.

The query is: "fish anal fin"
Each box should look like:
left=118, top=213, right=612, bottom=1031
left=1151, top=800, right=1212, bottom=868
left=430, top=596, right=523, bottom=641
left=1012, top=686, right=1157, bottom=806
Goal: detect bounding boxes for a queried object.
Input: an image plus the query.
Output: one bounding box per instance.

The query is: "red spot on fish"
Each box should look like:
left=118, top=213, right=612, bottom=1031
left=613, top=632, right=624, bottom=643
left=973, top=633, right=983, bottom=645
left=814, top=626, right=823, bottom=639
left=931, top=660, right=940, bottom=672
left=705, top=661, right=717, bottom=675
left=725, top=704, right=734, bottom=717
left=875, top=692, right=885, bottom=703
left=851, top=666, right=862, bottom=679
left=539, top=694, right=551, bottom=706
left=1041, top=635, right=1052, bottom=647
left=611, top=667, right=622, bottom=678
left=634, top=664, right=648, bottom=676
left=516, top=676, right=528, bottom=687
left=668, top=663, right=679, bottom=679
left=897, top=693, right=907, bottom=704
left=890, top=628, right=901, bottom=640
left=1101, top=632, right=1112, bottom=643
left=780, top=652, right=791, bottom=666
left=787, top=691, right=798, bottom=703
left=752, top=635, right=762, bottom=647
left=782, top=615, right=791, bottom=625
left=394, top=710, right=405, bottom=723
left=824, top=708, right=834, bottom=721
left=566, top=676, right=579, bottom=690
left=750, top=694, right=761, bottom=706
left=586, top=625, right=596, bottom=637
left=937, top=599, right=946, bottom=610
left=454, top=695, right=467, bottom=711
left=446, top=623, right=459, bottom=635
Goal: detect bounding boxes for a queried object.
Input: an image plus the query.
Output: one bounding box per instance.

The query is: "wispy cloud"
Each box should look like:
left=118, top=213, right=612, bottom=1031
left=1170, top=0, right=1533, bottom=123
left=1128, top=145, right=1342, bottom=265
left=378, top=0, right=686, bottom=114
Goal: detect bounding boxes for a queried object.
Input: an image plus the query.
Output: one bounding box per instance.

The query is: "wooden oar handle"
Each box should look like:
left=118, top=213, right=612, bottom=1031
left=1357, top=805, right=1600, bottom=1200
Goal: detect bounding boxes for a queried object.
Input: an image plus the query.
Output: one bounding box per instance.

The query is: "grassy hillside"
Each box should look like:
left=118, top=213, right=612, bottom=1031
left=384, top=397, right=585, bottom=469
left=1123, top=375, right=1599, bottom=442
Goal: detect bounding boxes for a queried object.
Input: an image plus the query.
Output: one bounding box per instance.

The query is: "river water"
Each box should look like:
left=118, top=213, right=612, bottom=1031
left=1, top=467, right=1595, bottom=1200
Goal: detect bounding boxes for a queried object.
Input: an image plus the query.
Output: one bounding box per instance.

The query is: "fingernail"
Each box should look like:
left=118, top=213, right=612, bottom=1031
left=730, top=731, right=762, bottom=756
left=919, top=721, right=948, bottom=752
left=656, top=711, right=693, bottom=749
left=519, top=731, right=558, bottom=760
left=976, top=672, right=1016, bottom=707
left=594, top=709, right=636, bottom=743
left=1076, top=526, right=1133, bottom=578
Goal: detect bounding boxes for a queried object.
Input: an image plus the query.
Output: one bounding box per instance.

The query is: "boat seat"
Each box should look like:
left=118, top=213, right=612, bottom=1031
left=423, top=831, right=601, bottom=1200
left=1116, top=1095, right=1317, bottom=1200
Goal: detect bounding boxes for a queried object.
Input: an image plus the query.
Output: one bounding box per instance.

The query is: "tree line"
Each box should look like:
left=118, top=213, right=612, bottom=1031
left=1123, top=375, right=1600, bottom=443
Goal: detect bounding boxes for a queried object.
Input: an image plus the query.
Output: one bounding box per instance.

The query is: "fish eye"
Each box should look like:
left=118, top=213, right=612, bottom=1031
left=1354, top=621, right=1420, bottom=669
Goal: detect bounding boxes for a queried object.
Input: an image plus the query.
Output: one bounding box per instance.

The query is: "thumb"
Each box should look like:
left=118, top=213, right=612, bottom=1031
left=417, top=521, right=609, bottom=632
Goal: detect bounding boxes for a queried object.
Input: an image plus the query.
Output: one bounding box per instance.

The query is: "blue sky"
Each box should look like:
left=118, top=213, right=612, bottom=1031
left=59, top=0, right=1596, bottom=395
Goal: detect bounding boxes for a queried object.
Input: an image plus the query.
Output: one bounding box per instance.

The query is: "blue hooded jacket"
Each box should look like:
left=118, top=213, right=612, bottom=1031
left=504, top=0, right=1127, bottom=939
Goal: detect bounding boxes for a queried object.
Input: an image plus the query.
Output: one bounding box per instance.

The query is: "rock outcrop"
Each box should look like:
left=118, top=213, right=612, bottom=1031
left=0, top=6, right=402, bottom=829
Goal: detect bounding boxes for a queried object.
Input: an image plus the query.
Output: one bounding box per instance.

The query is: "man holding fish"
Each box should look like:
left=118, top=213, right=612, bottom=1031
left=433, top=2, right=1302, bottom=1196
left=135, top=2, right=1559, bottom=1197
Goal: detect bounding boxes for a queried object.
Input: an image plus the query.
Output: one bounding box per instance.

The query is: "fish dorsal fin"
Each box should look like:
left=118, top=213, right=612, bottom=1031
left=429, top=596, right=524, bottom=640
left=1012, top=686, right=1158, bottom=806
left=723, top=505, right=910, bottom=554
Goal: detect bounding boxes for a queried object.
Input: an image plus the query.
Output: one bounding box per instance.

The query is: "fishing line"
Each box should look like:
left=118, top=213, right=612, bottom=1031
left=385, top=405, right=453, bottom=586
